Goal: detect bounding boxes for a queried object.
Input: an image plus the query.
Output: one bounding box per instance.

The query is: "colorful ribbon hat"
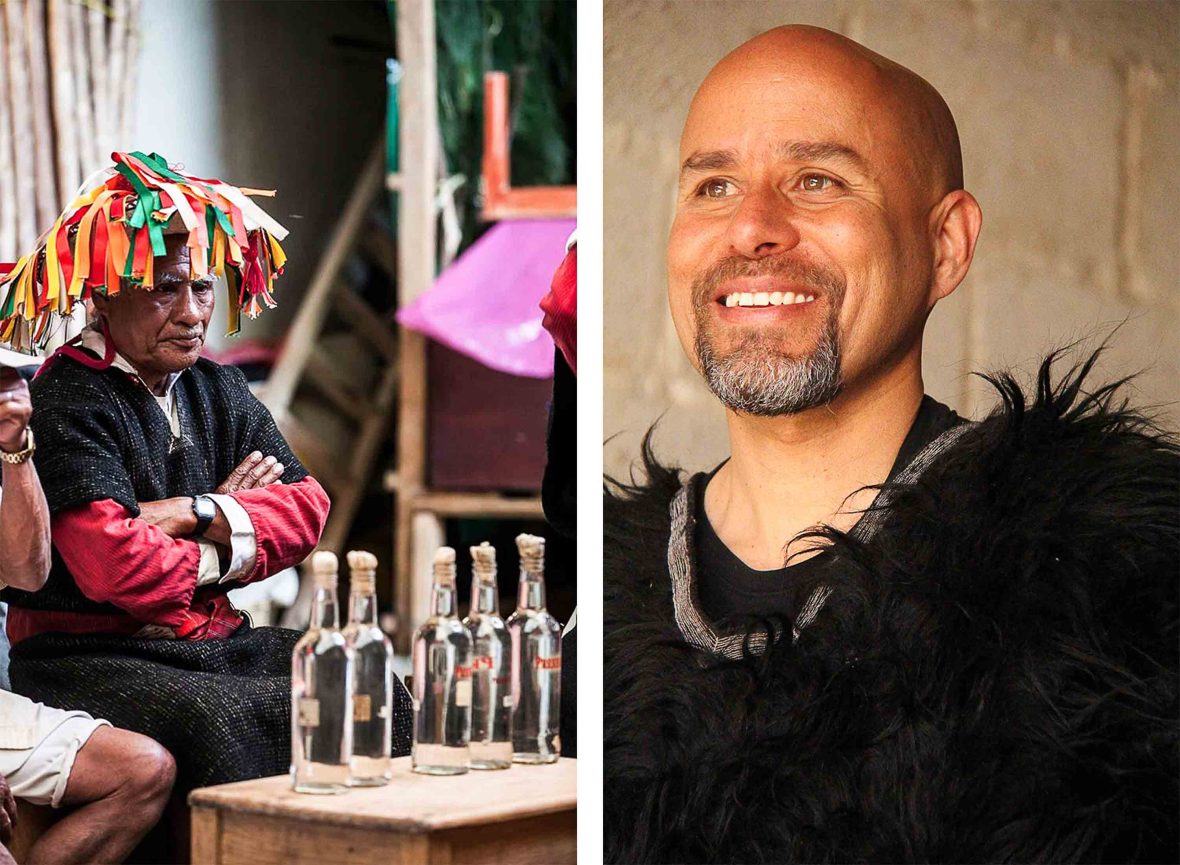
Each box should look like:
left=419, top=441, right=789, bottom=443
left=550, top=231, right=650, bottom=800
left=0, top=151, right=289, bottom=350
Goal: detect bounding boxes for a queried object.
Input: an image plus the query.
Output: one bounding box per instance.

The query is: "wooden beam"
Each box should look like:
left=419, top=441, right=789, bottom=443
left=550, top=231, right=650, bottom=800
left=412, top=493, right=544, bottom=520
left=394, top=0, right=438, bottom=653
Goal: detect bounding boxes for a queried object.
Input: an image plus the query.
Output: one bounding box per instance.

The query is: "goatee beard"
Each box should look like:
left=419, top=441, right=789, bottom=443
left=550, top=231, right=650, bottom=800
left=691, top=256, right=845, bottom=417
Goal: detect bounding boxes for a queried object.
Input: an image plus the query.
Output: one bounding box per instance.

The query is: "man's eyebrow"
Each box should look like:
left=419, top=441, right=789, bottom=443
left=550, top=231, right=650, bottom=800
left=679, top=141, right=869, bottom=177
left=154, top=272, right=214, bottom=286
left=778, top=140, right=868, bottom=171
left=680, top=149, right=738, bottom=176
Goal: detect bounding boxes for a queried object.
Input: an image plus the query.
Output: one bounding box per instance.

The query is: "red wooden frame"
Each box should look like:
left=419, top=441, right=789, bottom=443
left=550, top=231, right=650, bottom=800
left=481, top=72, right=577, bottom=221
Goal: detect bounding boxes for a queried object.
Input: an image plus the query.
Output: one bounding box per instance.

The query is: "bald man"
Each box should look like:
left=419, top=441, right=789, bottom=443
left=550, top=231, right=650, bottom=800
left=604, top=26, right=1177, bottom=864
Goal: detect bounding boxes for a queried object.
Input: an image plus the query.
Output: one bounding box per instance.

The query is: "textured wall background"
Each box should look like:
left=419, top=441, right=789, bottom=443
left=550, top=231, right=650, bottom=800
left=604, top=0, right=1179, bottom=479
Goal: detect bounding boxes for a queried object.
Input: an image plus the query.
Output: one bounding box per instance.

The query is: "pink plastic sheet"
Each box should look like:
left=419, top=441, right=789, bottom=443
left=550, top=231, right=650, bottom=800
left=396, top=219, right=575, bottom=379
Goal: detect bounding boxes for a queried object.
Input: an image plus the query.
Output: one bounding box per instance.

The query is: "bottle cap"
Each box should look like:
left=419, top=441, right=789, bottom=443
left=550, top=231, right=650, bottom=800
left=433, top=546, right=457, bottom=586
left=347, top=550, right=378, bottom=594
left=515, top=533, right=545, bottom=575
left=470, top=541, right=496, bottom=582
left=311, top=550, right=338, bottom=589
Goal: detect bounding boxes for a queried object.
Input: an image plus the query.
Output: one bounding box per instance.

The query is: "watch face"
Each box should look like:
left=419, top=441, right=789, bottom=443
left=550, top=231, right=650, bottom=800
left=194, top=496, right=216, bottom=520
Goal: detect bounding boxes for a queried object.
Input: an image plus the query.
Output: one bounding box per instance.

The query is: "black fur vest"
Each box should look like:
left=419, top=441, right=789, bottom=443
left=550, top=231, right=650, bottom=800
left=604, top=353, right=1179, bottom=863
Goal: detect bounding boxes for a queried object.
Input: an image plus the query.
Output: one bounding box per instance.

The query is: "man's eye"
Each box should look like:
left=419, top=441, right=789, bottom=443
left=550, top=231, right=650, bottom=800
left=799, top=174, right=840, bottom=192
left=697, top=179, right=735, bottom=199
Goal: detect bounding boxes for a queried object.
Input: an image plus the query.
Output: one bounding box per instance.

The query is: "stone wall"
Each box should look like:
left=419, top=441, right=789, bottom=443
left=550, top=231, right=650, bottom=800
left=604, top=0, right=1179, bottom=478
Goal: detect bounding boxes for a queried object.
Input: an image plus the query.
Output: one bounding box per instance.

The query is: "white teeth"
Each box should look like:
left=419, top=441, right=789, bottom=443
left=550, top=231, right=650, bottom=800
left=722, top=290, right=816, bottom=309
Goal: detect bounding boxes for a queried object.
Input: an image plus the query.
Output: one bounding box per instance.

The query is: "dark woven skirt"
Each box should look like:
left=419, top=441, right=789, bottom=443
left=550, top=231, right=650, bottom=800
left=8, top=624, right=413, bottom=793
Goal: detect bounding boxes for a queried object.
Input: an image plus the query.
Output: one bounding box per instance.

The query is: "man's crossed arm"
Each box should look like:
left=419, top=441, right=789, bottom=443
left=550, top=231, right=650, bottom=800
left=50, top=452, right=330, bottom=633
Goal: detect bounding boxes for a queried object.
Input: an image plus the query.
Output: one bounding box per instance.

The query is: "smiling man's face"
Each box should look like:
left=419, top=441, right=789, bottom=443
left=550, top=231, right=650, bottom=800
left=668, top=26, right=964, bottom=416
left=92, top=234, right=215, bottom=392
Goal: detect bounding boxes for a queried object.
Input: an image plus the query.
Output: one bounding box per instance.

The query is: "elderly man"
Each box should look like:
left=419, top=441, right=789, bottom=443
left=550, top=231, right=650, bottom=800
left=604, top=26, right=1177, bottom=863
left=0, top=353, right=175, bottom=865
left=0, top=153, right=412, bottom=802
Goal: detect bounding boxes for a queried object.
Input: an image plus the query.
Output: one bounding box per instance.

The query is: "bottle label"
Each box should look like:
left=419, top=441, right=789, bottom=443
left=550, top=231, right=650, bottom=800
left=502, top=695, right=513, bottom=708
left=455, top=664, right=473, bottom=679
left=455, top=679, right=472, bottom=707
left=298, top=698, right=320, bottom=728
left=472, top=656, right=494, bottom=671
left=533, top=656, right=561, bottom=671
left=378, top=704, right=390, bottom=719
left=353, top=694, right=372, bottom=722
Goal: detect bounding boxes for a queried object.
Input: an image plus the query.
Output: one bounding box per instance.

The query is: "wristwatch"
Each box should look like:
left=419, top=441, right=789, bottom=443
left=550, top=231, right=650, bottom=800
left=191, top=494, right=216, bottom=538
left=0, top=429, right=35, bottom=465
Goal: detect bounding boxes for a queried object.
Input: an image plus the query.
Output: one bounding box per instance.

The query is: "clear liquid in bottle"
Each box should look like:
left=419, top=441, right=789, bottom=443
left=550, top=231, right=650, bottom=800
left=462, top=542, right=513, bottom=770
left=411, top=546, right=473, bottom=775
left=343, top=550, right=395, bottom=786
left=291, top=551, right=354, bottom=793
left=507, top=534, right=562, bottom=764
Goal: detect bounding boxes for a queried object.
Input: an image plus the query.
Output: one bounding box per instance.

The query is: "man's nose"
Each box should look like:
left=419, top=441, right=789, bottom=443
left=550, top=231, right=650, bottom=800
left=726, top=184, right=802, bottom=259
left=172, top=286, right=204, bottom=327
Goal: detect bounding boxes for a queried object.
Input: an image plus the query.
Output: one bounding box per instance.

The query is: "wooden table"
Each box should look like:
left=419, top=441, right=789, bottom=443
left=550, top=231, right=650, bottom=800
left=188, top=757, right=576, bottom=865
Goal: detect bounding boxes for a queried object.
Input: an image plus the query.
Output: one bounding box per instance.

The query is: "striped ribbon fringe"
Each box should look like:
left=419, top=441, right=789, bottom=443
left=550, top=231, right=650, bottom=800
left=0, top=151, right=288, bottom=351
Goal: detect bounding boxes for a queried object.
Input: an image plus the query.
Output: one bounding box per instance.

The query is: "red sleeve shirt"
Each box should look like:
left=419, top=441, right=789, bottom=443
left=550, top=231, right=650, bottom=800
left=540, top=242, right=577, bottom=375
left=5, top=476, right=330, bottom=644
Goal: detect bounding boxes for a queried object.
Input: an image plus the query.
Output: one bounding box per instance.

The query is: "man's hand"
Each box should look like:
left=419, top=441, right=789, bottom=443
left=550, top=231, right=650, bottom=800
left=216, top=451, right=284, bottom=494
left=0, top=771, right=16, bottom=846
left=137, top=497, right=198, bottom=539
left=0, top=368, right=32, bottom=454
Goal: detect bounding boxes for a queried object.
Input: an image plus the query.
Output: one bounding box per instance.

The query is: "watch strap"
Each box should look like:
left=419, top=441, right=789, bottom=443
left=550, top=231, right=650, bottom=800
left=0, top=429, right=35, bottom=465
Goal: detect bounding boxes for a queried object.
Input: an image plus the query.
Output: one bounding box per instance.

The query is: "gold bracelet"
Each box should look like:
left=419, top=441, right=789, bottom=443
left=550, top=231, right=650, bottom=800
left=0, top=429, right=35, bottom=465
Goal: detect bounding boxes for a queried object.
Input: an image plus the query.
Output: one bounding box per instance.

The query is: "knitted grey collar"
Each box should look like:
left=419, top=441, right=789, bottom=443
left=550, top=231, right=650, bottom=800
left=667, top=422, right=976, bottom=659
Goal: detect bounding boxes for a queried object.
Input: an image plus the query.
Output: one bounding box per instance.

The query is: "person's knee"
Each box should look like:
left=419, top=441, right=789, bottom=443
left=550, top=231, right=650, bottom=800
left=119, top=734, right=176, bottom=810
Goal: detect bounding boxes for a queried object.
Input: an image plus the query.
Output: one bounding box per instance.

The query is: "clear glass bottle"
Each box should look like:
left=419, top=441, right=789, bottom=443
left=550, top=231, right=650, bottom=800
left=411, top=546, right=473, bottom=775
left=291, top=551, right=354, bottom=793
left=507, top=533, right=562, bottom=764
left=462, top=542, right=513, bottom=770
left=343, top=550, right=394, bottom=786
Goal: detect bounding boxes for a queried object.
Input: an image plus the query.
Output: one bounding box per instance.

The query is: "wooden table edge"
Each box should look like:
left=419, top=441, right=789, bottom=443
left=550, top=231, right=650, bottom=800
left=187, top=788, right=577, bottom=834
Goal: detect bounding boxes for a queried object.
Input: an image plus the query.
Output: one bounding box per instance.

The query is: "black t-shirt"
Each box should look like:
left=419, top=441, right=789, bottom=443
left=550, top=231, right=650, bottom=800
left=695, top=396, right=963, bottom=627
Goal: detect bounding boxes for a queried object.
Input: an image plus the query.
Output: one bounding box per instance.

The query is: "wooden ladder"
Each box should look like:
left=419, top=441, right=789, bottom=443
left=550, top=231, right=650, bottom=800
left=258, top=139, right=398, bottom=624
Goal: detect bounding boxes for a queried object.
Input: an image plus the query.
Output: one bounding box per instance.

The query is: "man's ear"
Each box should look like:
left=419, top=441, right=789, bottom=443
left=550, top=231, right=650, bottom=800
left=928, top=189, right=982, bottom=305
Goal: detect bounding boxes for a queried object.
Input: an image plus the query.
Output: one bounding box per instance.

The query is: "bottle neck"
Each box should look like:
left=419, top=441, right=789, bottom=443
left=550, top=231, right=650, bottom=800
left=310, top=585, right=339, bottom=629
left=470, top=579, right=499, bottom=615
left=432, top=582, right=457, bottom=618
left=348, top=590, right=378, bottom=627
left=517, top=568, right=546, bottom=611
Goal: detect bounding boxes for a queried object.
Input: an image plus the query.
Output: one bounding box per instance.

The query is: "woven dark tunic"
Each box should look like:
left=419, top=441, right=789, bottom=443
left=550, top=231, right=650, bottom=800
left=3, top=352, right=413, bottom=790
